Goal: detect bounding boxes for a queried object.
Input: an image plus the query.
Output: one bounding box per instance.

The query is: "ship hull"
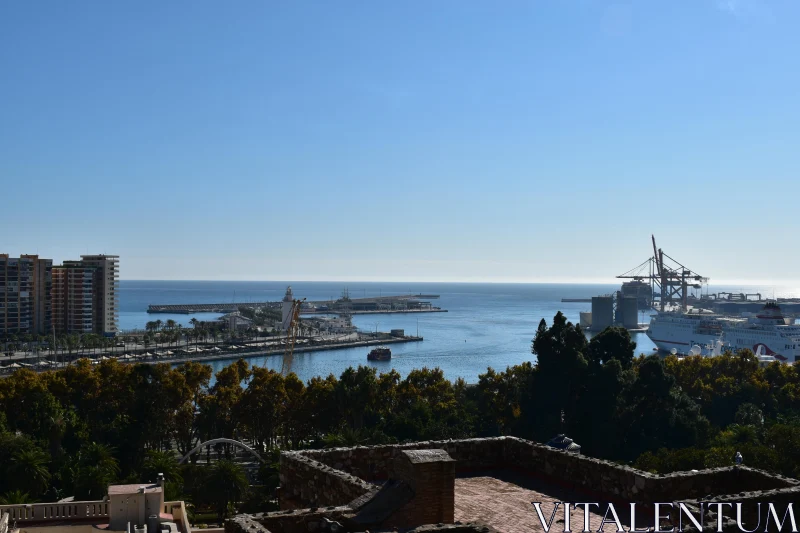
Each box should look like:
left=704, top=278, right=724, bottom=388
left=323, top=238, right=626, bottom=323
left=647, top=308, right=800, bottom=362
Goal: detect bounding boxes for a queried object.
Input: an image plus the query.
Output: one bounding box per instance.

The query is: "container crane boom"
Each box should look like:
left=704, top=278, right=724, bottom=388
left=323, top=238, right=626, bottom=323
left=281, top=297, right=306, bottom=375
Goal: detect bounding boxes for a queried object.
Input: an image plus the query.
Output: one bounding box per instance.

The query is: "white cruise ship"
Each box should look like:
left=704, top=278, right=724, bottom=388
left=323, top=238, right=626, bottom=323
left=647, top=302, right=800, bottom=363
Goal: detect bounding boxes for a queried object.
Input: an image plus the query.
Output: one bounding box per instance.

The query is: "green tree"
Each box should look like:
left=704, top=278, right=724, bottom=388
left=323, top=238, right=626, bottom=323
left=142, top=450, right=183, bottom=485
left=0, top=490, right=38, bottom=504
left=335, top=366, right=377, bottom=430
left=616, top=355, right=709, bottom=460
left=69, top=442, right=121, bottom=500
left=204, top=460, right=249, bottom=519
left=586, top=327, right=636, bottom=369
left=10, top=447, right=51, bottom=497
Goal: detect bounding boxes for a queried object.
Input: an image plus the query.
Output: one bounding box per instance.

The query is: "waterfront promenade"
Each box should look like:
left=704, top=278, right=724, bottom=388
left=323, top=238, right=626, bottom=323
left=0, top=334, right=423, bottom=374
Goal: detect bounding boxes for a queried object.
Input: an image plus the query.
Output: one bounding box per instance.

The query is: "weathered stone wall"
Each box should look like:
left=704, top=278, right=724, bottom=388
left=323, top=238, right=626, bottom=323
left=381, top=450, right=456, bottom=529
left=504, top=436, right=797, bottom=503
left=278, top=452, right=373, bottom=509
left=280, top=436, right=799, bottom=519
left=229, top=512, right=496, bottom=533
left=683, top=486, right=800, bottom=532
left=294, top=438, right=505, bottom=482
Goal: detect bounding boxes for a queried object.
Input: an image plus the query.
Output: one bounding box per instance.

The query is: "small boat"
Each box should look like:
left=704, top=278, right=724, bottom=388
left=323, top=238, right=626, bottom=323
left=367, top=347, right=391, bottom=361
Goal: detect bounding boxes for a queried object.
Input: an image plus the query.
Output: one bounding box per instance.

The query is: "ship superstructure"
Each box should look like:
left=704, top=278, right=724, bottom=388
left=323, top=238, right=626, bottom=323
left=647, top=302, right=800, bottom=363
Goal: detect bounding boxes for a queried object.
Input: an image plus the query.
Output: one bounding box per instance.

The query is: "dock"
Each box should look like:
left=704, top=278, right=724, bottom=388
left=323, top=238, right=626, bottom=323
left=148, top=294, right=443, bottom=314
left=561, top=298, right=592, bottom=303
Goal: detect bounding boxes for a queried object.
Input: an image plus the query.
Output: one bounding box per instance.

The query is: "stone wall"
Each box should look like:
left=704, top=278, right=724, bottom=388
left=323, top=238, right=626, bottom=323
left=682, top=486, right=800, bottom=531
left=279, top=452, right=373, bottom=509
left=504, top=436, right=797, bottom=503
left=287, top=437, right=797, bottom=508
left=227, top=513, right=496, bottom=533
left=381, top=450, right=456, bottom=529
left=293, top=438, right=505, bottom=482
left=279, top=436, right=799, bottom=528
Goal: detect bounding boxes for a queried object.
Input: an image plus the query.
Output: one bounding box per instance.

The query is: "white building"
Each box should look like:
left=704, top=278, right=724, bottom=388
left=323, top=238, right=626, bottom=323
left=79, top=255, right=120, bottom=336
left=0, top=480, right=190, bottom=533
left=281, top=286, right=294, bottom=331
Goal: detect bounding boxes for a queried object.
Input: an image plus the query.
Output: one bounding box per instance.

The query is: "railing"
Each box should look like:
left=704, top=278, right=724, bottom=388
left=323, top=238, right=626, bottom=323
left=0, top=501, right=108, bottom=522
left=163, top=501, right=191, bottom=533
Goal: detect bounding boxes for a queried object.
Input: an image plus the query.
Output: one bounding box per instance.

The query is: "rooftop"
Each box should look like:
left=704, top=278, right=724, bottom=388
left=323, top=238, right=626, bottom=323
left=107, top=483, right=162, bottom=495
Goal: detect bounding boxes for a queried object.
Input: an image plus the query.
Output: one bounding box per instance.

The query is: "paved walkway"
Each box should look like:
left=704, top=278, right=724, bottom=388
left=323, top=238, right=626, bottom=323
left=454, top=473, right=610, bottom=533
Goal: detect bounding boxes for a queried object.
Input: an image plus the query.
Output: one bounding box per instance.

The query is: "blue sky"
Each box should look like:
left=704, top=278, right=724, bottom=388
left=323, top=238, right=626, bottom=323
left=2, top=1, right=799, bottom=283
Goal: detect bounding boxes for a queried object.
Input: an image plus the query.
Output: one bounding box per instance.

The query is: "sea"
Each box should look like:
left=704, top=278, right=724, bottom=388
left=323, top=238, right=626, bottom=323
left=119, top=281, right=796, bottom=384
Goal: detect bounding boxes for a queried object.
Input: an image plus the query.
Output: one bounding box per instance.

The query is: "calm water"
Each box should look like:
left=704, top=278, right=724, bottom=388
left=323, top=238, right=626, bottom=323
left=119, top=281, right=796, bottom=384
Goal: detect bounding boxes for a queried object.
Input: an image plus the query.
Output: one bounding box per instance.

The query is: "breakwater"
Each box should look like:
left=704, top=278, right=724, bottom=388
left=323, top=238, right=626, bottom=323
left=148, top=293, right=444, bottom=314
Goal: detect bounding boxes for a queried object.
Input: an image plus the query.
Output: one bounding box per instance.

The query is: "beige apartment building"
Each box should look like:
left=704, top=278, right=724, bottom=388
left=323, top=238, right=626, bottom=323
left=2, top=253, right=119, bottom=337
left=0, top=254, right=53, bottom=336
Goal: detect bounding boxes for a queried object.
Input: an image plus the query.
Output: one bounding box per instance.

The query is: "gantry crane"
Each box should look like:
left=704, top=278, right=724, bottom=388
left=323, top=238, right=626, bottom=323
left=281, top=298, right=306, bottom=375
left=617, top=235, right=708, bottom=312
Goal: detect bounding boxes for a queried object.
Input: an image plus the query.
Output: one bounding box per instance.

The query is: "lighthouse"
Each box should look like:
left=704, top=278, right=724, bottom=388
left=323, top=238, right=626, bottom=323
left=281, top=286, right=294, bottom=331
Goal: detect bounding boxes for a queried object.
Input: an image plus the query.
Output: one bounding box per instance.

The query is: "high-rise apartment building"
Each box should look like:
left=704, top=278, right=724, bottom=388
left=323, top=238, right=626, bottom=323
left=0, top=254, right=53, bottom=336
left=51, top=261, right=97, bottom=335
left=2, top=253, right=118, bottom=337
left=51, top=255, right=120, bottom=336
left=78, top=255, right=119, bottom=336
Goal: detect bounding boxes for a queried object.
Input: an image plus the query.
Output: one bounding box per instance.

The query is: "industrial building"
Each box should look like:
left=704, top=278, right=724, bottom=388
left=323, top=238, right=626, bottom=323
left=584, top=293, right=642, bottom=332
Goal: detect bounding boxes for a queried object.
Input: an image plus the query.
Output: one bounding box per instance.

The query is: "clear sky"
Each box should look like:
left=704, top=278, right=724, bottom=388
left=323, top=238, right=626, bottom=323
left=2, top=1, right=799, bottom=283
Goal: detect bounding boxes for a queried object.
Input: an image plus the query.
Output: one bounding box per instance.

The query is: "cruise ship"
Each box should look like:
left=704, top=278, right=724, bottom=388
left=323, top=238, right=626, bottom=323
left=647, top=302, right=800, bottom=363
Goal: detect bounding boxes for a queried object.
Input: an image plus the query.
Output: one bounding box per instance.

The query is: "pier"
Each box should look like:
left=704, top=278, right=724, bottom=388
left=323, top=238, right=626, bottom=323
left=148, top=294, right=443, bottom=314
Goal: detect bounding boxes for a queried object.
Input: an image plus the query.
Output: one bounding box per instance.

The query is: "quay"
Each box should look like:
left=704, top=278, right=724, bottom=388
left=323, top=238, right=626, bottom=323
left=166, top=335, right=422, bottom=366
left=300, top=308, right=447, bottom=316
left=0, top=335, right=424, bottom=375
left=147, top=302, right=273, bottom=314
left=561, top=298, right=592, bottom=303
left=148, top=293, right=443, bottom=314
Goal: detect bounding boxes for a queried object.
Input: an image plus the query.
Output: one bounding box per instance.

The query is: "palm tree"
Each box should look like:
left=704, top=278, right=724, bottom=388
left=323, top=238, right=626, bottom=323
left=0, top=489, right=37, bottom=504
left=72, top=443, right=120, bottom=500
left=205, top=460, right=249, bottom=519
left=166, top=319, right=177, bottom=331
left=10, top=447, right=51, bottom=497
left=155, top=319, right=163, bottom=332
left=141, top=450, right=183, bottom=485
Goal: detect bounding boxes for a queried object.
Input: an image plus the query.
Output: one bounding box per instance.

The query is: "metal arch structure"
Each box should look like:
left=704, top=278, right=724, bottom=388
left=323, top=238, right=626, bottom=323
left=179, top=438, right=265, bottom=464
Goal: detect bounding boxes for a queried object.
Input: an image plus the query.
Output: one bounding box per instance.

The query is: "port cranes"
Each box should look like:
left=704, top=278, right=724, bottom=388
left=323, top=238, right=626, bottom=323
left=617, top=235, right=708, bottom=312
left=281, top=297, right=306, bottom=375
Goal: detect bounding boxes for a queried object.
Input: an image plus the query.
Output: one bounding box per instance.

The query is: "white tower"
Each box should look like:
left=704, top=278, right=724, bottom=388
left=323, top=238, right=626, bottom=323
left=281, top=286, right=294, bottom=331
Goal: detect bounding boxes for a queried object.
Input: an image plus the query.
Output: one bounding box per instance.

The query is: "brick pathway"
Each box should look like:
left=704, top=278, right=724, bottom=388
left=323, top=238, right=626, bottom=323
left=454, top=473, right=611, bottom=533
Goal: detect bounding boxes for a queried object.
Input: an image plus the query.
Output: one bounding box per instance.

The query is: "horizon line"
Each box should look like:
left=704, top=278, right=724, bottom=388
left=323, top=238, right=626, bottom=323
left=118, top=278, right=800, bottom=287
